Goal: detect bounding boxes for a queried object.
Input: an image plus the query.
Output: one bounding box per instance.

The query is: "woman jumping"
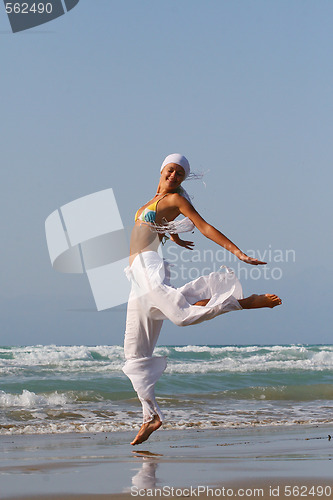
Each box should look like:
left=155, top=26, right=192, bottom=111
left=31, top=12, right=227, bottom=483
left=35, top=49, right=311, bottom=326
left=123, top=153, right=281, bottom=445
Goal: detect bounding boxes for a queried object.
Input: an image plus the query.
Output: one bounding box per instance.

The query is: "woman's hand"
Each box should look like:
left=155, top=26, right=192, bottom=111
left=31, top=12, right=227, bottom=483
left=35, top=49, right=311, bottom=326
left=178, top=239, right=195, bottom=250
left=170, top=234, right=195, bottom=250
left=238, top=253, right=267, bottom=265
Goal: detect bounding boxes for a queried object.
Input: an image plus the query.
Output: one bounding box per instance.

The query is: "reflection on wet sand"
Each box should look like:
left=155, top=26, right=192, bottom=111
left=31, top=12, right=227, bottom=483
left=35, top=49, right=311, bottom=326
left=129, top=450, right=163, bottom=491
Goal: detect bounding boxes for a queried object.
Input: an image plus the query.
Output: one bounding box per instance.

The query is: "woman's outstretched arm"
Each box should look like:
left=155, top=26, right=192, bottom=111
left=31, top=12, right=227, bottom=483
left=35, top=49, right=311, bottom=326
left=173, top=193, right=266, bottom=266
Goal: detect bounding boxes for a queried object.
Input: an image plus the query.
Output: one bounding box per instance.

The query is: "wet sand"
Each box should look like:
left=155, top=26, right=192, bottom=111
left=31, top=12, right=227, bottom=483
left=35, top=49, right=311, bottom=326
left=1, top=424, right=332, bottom=499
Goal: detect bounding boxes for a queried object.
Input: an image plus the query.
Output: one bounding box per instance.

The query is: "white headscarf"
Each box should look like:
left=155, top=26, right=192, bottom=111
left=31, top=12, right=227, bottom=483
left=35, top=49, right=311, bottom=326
left=160, top=154, right=190, bottom=179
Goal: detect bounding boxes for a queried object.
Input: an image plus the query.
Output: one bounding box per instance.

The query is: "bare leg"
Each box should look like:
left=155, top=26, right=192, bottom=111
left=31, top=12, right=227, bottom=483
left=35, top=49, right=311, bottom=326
left=239, top=294, right=282, bottom=309
left=131, top=415, right=162, bottom=446
left=194, top=299, right=210, bottom=306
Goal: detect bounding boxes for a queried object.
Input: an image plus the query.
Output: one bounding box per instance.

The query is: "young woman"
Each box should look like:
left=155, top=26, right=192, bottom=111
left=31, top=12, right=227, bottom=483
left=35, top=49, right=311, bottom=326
left=123, top=154, right=281, bottom=445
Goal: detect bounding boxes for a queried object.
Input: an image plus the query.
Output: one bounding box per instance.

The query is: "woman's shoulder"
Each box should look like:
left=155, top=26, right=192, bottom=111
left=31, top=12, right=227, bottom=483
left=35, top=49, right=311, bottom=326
left=165, top=192, right=186, bottom=203
left=165, top=192, right=192, bottom=208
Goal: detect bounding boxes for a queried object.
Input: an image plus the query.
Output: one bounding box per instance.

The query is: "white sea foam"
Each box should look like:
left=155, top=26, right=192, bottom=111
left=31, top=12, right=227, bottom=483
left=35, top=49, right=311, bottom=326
left=166, top=356, right=333, bottom=373
left=0, top=344, right=332, bottom=436
left=0, top=345, right=125, bottom=375
left=0, top=344, right=124, bottom=364
left=1, top=345, right=333, bottom=375
left=173, top=345, right=260, bottom=353
left=0, top=390, right=69, bottom=408
left=163, top=345, right=333, bottom=373
left=1, top=401, right=332, bottom=436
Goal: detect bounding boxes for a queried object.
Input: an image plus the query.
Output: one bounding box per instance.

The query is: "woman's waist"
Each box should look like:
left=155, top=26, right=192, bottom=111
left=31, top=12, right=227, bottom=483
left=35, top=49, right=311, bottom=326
left=125, top=250, right=171, bottom=288
left=129, top=250, right=163, bottom=269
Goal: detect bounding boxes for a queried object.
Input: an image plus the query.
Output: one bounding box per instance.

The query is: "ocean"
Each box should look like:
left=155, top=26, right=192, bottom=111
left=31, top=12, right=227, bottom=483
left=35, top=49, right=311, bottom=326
left=0, top=344, right=332, bottom=435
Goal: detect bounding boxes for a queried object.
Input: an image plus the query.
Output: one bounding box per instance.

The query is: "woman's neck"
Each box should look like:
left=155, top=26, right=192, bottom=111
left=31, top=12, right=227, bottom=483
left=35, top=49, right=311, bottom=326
left=156, top=184, right=178, bottom=196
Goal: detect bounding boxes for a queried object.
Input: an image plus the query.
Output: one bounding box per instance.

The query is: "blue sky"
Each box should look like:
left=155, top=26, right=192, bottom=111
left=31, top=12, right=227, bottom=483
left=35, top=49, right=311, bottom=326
left=1, top=0, right=332, bottom=346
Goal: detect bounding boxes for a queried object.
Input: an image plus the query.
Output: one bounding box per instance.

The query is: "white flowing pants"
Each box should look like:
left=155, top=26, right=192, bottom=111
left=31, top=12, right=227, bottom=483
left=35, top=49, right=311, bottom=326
left=123, top=251, right=243, bottom=424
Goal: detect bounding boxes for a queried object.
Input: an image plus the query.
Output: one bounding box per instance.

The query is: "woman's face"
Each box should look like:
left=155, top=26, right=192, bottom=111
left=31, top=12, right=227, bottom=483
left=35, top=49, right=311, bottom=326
left=160, top=163, right=185, bottom=190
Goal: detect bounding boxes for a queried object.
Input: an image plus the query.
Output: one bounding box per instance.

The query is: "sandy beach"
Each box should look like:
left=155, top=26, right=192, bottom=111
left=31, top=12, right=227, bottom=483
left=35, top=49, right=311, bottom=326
left=1, top=424, right=332, bottom=499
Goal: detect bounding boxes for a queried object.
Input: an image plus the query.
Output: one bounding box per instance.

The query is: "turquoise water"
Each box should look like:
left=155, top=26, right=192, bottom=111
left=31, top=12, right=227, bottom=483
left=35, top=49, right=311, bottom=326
left=0, top=344, right=332, bottom=434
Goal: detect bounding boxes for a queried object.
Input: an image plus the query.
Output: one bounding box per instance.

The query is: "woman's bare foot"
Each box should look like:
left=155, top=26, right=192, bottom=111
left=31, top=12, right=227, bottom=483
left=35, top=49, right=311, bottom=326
left=131, top=415, right=162, bottom=445
left=239, top=294, right=282, bottom=309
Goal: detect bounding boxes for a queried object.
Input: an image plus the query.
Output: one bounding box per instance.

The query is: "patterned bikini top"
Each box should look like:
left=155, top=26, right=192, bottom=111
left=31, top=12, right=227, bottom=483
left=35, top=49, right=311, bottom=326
left=134, top=193, right=195, bottom=235
left=134, top=194, right=167, bottom=223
